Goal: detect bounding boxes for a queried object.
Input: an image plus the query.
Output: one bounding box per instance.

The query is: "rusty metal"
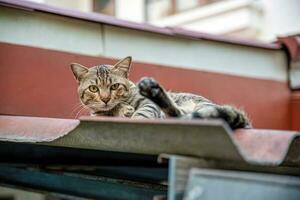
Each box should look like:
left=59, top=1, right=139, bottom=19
left=278, top=34, right=300, bottom=63
left=1, top=115, right=300, bottom=199
left=291, top=92, right=300, bottom=130
left=277, top=34, right=300, bottom=129
left=234, top=129, right=300, bottom=166
left=0, top=115, right=79, bottom=142
left=278, top=34, right=300, bottom=90
left=0, top=115, right=299, bottom=168
left=0, top=115, right=244, bottom=162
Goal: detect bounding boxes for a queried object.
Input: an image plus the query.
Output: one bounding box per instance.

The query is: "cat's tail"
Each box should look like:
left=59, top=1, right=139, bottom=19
left=190, top=105, right=252, bottom=129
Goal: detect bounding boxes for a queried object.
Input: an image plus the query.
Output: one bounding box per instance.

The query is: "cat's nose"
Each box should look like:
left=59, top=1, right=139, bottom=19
left=101, top=97, right=110, bottom=104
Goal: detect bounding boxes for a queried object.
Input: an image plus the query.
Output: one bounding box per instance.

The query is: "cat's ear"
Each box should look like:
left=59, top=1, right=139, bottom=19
left=70, top=63, right=88, bottom=82
left=112, top=56, right=132, bottom=78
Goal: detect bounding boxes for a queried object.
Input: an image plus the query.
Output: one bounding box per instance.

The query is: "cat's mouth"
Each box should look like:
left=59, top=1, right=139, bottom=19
left=88, top=103, right=115, bottom=112
left=99, top=105, right=113, bottom=111
left=92, top=106, right=115, bottom=116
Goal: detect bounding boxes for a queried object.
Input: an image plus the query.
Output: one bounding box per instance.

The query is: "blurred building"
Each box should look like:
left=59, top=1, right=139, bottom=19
left=29, top=0, right=300, bottom=42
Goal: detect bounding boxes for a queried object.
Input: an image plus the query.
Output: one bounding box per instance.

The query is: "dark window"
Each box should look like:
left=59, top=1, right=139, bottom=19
left=93, top=0, right=115, bottom=16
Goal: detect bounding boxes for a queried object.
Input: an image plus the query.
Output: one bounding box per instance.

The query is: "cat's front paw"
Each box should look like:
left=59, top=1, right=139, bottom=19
left=117, top=105, right=135, bottom=118
left=138, top=77, right=163, bottom=99
left=122, top=106, right=135, bottom=117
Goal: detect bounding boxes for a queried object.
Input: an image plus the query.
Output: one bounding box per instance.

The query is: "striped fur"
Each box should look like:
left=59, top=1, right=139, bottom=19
left=70, top=57, right=251, bottom=129
left=138, top=77, right=251, bottom=129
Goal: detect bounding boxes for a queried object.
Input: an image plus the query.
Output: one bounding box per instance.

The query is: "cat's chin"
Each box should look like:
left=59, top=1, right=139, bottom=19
left=92, top=105, right=116, bottom=113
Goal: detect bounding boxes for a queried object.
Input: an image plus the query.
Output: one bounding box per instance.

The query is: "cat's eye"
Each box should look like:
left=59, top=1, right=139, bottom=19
left=111, top=83, right=120, bottom=90
left=89, top=85, right=99, bottom=93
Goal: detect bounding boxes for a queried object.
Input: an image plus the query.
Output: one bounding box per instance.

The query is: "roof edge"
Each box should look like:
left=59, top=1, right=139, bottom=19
left=0, top=0, right=282, bottom=50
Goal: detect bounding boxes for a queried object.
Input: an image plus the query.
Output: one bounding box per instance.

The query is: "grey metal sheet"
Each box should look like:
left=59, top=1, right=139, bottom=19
left=50, top=116, right=243, bottom=162
left=0, top=115, right=299, bottom=167
left=184, top=168, right=300, bottom=200
left=161, top=154, right=300, bottom=200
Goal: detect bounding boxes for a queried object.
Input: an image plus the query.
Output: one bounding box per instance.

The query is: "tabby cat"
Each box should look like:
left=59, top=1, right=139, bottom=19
left=71, top=56, right=251, bottom=129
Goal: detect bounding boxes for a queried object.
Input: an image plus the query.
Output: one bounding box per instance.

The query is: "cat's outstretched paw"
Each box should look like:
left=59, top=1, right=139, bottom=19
left=138, top=77, right=163, bottom=99
left=121, top=105, right=135, bottom=117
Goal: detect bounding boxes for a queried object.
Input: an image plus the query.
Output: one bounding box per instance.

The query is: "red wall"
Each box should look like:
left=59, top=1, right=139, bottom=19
left=291, top=91, right=300, bottom=130
left=0, top=42, right=292, bottom=130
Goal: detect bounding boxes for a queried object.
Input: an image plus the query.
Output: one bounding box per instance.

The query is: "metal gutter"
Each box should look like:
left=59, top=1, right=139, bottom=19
left=0, top=0, right=282, bottom=50
left=278, top=34, right=300, bottom=89
left=0, top=115, right=299, bottom=168
left=0, top=141, right=163, bottom=167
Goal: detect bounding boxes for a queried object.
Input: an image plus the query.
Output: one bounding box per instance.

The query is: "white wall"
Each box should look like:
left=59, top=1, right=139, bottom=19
left=29, top=0, right=93, bottom=12
left=104, top=25, right=287, bottom=81
left=260, top=0, right=300, bottom=41
left=115, top=0, right=145, bottom=23
left=0, top=6, right=103, bottom=55
left=149, top=0, right=300, bottom=42
left=26, top=0, right=300, bottom=42
left=0, top=5, right=288, bottom=82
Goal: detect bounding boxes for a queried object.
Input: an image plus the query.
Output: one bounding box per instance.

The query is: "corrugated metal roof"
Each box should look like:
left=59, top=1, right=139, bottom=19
left=0, top=115, right=299, bottom=168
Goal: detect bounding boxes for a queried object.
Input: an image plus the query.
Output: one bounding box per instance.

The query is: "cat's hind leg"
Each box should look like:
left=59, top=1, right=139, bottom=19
left=186, top=104, right=252, bottom=129
left=138, top=77, right=183, bottom=117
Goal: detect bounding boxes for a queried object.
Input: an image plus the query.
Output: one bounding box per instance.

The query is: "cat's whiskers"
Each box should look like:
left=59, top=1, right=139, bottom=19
left=73, top=102, right=107, bottom=119
left=69, top=103, right=86, bottom=118
left=74, top=106, right=89, bottom=119
left=70, top=102, right=84, bottom=110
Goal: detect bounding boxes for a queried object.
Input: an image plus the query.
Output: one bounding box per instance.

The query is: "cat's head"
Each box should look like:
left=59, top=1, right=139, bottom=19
left=70, top=56, right=132, bottom=113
